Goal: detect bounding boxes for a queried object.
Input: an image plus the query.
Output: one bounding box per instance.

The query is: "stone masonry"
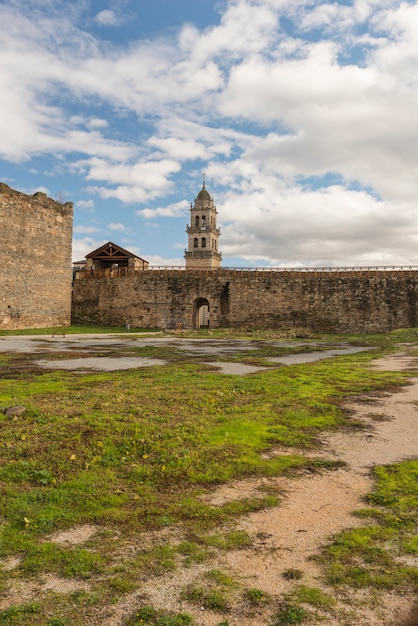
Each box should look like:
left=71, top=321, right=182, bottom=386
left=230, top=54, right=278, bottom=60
left=1, top=183, right=73, bottom=329
left=71, top=268, right=418, bottom=333
left=185, top=182, right=222, bottom=269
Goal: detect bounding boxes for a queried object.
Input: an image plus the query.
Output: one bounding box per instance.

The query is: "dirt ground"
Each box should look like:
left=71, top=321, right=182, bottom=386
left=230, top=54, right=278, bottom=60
left=99, top=352, right=418, bottom=625
left=1, top=341, right=418, bottom=625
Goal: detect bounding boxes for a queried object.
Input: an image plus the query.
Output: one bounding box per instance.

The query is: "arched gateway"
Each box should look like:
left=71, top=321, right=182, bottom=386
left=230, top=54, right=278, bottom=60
left=193, top=298, right=210, bottom=329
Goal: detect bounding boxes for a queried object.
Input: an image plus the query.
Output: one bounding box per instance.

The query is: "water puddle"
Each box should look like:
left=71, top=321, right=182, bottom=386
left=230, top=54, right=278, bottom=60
left=35, top=356, right=166, bottom=371
left=268, top=346, right=373, bottom=365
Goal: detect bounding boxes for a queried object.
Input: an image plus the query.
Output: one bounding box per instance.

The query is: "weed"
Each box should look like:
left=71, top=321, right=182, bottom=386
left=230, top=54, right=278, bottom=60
left=206, top=569, right=236, bottom=588
left=126, top=606, right=193, bottom=625
left=291, top=585, right=335, bottom=608
left=272, top=603, right=309, bottom=625
left=182, top=584, right=230, bottom=612
left=319, top=459, right=418, bottom=591
left=0, top=328, right=416, bottom=623
left=0, top=603, right=40, bottom=625
left=107, top=576, right=137, bottom=594
left=282, top=569, right=303, bottom=580
left=18, top=543, right=103, bottom=579
left=130, top=544, right=177, bottom=576
left=177, top=541, right=208, bottom=564
left=71, top=590, right=101, bottom=605
left=244, top=587, right=271, bottom=606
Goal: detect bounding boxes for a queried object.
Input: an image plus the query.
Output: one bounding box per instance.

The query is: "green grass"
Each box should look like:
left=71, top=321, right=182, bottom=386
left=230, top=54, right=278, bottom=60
left=0, top=325, right=160, bottom=336
left=0, top=356, right=404, bottom=542
left=271, top=603, right=310, bottom=625
left=244, top=587, right=271, bottom=606
left=0, top=603, right=41, bottom=625
left=0, top=327, right=417, bottom=623
left=126, top=606, right=193, bottom=625
left=182, top=575, right=232, bottom=612
left=290, top=585, right=335, bottom=609
left=320, top=459, right=418, bottom=592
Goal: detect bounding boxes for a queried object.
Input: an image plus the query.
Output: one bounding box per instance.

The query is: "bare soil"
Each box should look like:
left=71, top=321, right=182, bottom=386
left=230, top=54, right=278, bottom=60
left=104, top=353, right=418, bottom=625
left=2, top=350, right=418, bottom=624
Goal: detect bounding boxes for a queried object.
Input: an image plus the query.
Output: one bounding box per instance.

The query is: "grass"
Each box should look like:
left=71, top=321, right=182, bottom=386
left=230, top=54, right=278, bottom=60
left=244, top=587, right=271, bottom=606
left=0, top=325, right=160, bottom=336
left=182, top=568, right=236, bottom=612
left=126, top=606, right=193, bottom=625
left=0, top=326, right=418, bottom=623
left=0, top=603, right=41, bottom=625
left=271, top=603, right=310, bottom=625
left=319, top=459, right=418, bottom=593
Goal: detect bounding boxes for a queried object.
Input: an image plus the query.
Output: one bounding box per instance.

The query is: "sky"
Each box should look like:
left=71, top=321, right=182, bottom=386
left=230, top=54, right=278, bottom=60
left=1, top=0, right=418, bottom=268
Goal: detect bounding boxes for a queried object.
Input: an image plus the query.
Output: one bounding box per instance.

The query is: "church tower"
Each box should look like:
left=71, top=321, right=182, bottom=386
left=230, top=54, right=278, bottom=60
left=185, top=180, right=222, bottom=269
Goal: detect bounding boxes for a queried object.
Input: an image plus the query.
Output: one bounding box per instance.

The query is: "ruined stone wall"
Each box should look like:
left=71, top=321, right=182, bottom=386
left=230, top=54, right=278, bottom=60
left=1, top=183, right=73, bottom=329
left=71, top=269, right=418, bottom=333
left=224, top=271, right=417, bottom=332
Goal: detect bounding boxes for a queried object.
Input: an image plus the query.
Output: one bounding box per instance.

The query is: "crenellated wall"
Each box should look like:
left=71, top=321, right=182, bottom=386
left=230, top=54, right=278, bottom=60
left=0, top=183, right=73, bottom=329
left=71, top=268, right=418, bottom=333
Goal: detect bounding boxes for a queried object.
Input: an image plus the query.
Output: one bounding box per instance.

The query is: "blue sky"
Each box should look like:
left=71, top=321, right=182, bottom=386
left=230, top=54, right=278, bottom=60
left=1, top=0, right=418, bottom=267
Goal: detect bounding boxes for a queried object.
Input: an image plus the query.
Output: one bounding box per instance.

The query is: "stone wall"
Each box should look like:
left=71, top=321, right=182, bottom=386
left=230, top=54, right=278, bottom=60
left=1, top=183, right=73, bottom=329
left=71, top=268, right=418, bottom=333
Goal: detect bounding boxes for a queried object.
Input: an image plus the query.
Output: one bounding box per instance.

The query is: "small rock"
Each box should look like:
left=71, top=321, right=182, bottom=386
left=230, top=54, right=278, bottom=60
left=4, top=406, right=26, bottom=417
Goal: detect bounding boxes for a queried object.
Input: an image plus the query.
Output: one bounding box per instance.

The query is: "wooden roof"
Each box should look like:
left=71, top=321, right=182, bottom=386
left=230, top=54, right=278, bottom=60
left=85, top=241, right=146, bottom=262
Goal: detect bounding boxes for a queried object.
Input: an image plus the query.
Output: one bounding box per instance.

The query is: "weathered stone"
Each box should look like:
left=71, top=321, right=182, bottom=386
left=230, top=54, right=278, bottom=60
left=0, top=183, right=73, bottom=330
left=72, top=268, right=418, bottom=333
left=185, top=182, right=222, bottom=269
left=4, top=405, right=26, bottom=417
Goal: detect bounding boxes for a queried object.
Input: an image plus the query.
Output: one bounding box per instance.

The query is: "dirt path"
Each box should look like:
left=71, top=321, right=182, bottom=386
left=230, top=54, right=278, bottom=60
left=2, top=353, right=418, bottom=624
left=130, top=353, right=418, bottom=625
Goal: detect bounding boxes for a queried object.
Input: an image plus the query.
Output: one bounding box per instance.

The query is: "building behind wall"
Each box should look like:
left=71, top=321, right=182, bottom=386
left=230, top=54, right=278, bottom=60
left=185, top=181, right=222, bottom=269
left=0, top=183, right=73, bottom=330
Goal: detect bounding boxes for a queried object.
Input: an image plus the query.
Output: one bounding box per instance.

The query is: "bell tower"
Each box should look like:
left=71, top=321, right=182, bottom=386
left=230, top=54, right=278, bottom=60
left=185, top=179, right=222, bottom=269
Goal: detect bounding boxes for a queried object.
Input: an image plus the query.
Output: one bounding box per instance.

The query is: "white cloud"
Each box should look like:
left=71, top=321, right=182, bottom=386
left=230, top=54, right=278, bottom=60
left=147, top=137, right=207, bottom=161
left=137, top=200, right=189, bottom=220
left=217, top=175, right=418, bottom=266
left=85, top=157, right=181, bottom=203
left=76, top=199, right=95, bottom=209
left=73, top=225, right=99, bottom=234
left=31, top=185, right=50, bottom=195
left=72, top=236, right=106, bottom=261
left=94, top=10, right=123, bottom=27
left=108, top=222, right=128, bottom=231
left=146, top=254, right=185, bottom=267
left=2, top=0, right=418, bottom=267
left=184, top=0, right=282, bottom=63
left=87, top=118, right=108, bottom=129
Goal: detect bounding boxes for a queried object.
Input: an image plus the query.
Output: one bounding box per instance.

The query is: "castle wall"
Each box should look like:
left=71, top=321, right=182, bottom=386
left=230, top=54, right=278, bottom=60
left=71, top=269, right=418, bottom=333
left=0, top=183, right=73, bottom=330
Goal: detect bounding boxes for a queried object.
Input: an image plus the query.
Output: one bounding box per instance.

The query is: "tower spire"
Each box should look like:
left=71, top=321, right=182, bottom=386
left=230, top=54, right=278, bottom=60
left=185, top=180, right=222, bottom=269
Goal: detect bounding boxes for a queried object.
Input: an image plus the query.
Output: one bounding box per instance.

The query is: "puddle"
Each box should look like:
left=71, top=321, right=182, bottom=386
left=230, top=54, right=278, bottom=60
left=35, top=356, right=166, bottom=371
left=2, top=336, right=373, bottom=373
left=203, top=347, right=374, bottom=375
left=165, top=339, right=257, bottom=354
left=269, top=346, right=373, bottom=365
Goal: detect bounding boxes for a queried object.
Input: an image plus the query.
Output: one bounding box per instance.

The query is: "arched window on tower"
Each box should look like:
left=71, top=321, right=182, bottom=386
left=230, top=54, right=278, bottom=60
left=195, top=216, right=199, bottom=228
left=202, top=237, right=206, bottom=248
left=201, top=215, right=206, bottom=229
left=194, top=237, right=198, bottom=248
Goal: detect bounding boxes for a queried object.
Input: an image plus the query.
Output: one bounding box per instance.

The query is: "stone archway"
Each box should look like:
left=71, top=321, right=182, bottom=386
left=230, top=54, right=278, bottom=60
left=193, top=297, right=210, bottom=329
